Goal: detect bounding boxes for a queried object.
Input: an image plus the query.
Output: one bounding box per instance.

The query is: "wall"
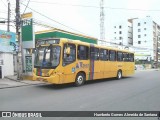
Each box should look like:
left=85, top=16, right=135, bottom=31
left=0, top=53, right=14, bottom=78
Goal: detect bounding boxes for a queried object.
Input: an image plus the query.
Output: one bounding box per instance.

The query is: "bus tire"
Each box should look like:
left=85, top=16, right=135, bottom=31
left=75, top=73, right=85, bottom=86
left=117, top=70, right=122, bottom=80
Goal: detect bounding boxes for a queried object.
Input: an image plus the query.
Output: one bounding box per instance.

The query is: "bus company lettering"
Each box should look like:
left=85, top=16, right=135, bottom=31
left=76, top=62, right=89, bottom=69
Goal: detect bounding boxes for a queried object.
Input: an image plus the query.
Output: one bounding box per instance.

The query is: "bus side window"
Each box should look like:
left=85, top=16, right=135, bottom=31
left=63, top=43, right=76, bottom=66
left=100, top=49, right=108, bottom=61
left=90, top=47, right=99, bottom=60
left=109, top=50, right=116, bottom=61
left=78, top=45, right=89, bottom=60
left=129, top=53, right=134, bottom=62
left=117, top=52, right=123, bottom=61
left=123, top=52, right=129, bottom=62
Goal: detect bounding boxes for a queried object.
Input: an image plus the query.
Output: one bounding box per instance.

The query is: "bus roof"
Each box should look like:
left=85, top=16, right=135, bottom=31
left=36, top=38, right=134, bottom=54
left=64, top=38, right=134, bottom=54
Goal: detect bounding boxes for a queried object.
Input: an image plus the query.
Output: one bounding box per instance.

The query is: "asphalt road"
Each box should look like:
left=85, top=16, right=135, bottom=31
left=0, top=70, right=160, bottom=120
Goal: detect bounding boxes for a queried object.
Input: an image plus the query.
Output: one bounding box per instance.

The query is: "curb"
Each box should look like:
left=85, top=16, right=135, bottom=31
left=4, top=76, right=44, bottom=85
left=4, top=76, right=24, bottom=82
left=0, top=84, right=31, bottom=89
left=0, top=83, right=46, bottom=89
left=0, top=76, right=47, bottom=89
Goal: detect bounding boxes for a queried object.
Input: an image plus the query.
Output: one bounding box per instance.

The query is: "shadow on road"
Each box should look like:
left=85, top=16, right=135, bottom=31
left=85, top=76, right=133, bottom=85
left=35, top=76, right=134, bottom=90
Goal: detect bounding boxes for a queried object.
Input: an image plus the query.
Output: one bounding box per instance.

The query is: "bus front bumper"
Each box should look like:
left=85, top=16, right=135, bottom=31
left=33, top=74, right=60, bottom=84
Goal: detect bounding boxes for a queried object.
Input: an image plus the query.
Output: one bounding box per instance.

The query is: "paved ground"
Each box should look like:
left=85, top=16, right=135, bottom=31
left=0, top=69, right=160, bottom=120
left=0, top=69, right=159, bottom=89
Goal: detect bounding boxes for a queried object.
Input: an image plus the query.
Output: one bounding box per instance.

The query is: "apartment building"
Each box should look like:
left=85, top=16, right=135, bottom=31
left=111, top=21, right=133, bottom=49
left=132, top=16, right=160, bottom=62
left=111, top=16, right=160, bottom=63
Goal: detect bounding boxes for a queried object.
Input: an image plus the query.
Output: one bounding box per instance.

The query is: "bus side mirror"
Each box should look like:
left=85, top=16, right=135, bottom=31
left=66, top=47, right=71, bottom=55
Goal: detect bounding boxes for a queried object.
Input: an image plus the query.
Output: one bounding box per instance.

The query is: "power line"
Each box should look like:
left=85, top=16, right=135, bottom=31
left=33, top=19, right=56, bottom=29
left=21, top=1, right=157, bottom=52
left=98, top=39, right=154, bottom=51
left=1, top=11, right=8, bottom=14
left=21, top=2, right=93, bottom=37
left=33, top=20, right=153, bottom=51
left=0, top=0, right=7, bottom=7
left=29, top=0, right=160, bottom=12
left=0, top=0, right=16, bottom=18
left=23, top=0, right=30, bottom=14
left=30, top=1, right=99, bottom=8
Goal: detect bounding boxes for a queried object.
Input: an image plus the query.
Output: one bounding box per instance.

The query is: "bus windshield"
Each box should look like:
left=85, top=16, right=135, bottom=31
left=34, top=45, right=61, bottom=69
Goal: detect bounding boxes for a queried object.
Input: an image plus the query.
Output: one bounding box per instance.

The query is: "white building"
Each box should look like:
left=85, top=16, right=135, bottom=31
left=111, top=16, right=160, bottom=63
left=132, top=16, right=160, bottom=61
left=111, top=21, right=133, bottom=49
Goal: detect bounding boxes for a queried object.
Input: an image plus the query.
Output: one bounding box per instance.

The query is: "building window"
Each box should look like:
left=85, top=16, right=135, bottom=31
left=144, top=28, right=146, bottom=30
left=138, top=41, right=141, bottom=44
left=119, top=37, right=122, bottom=40
left=138, top=23, right=140, bottom=26
left=138, top=29, right=141, bottom=32
left=144, top=34, right=147, bottom=37
left=119, top=25, right=122, bottom=29
left=144, top=22, right=146, bottom=24
left=119, top=31, right=122, bottom=34
left=114, top=26, right=116, bottom=28
left=138, top=35, right=141, bottom=38
left=114, top=32, right=116, bottom=34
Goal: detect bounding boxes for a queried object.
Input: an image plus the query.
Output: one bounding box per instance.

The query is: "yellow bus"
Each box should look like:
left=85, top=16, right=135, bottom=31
left=33, top=38, right=135, bottom=86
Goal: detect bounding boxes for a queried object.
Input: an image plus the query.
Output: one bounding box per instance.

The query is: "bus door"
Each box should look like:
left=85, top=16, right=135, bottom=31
left=90, top=46, right=102, bottom=79
left=62, top=43, right=76, bottom=83
left=123, top=52, right=129, bottom=76
left=108, top=50, right=117, bottom=77
left=117, top=51, right=123, bottom=76
left=99, top=49, right=110, bottom=78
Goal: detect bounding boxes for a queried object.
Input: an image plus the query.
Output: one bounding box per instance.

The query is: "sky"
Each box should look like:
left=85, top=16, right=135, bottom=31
left=0, top=0, right=160, bottom=39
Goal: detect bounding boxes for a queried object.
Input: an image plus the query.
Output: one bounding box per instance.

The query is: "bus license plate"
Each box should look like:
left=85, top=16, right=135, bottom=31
left=37, top=78, right=44, bottom=81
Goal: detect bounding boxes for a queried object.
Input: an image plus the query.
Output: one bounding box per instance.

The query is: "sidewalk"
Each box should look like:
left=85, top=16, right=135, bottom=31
left=0, top=75, right=46, bottom=89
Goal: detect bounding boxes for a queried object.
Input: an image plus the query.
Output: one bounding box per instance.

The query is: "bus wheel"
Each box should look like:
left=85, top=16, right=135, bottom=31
left=75, top=73, right=85, bottom=86
left=117, top=70, right=122, bottom=80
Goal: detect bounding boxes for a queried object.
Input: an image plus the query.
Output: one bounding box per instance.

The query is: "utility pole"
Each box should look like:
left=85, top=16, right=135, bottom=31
left=0, top=1, right=10, bottom=31
left=16, top=0, right=22, bottom=80
left=7, top=1, right=10, bottom=32
left=100, top=0, right=105, bottom=45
